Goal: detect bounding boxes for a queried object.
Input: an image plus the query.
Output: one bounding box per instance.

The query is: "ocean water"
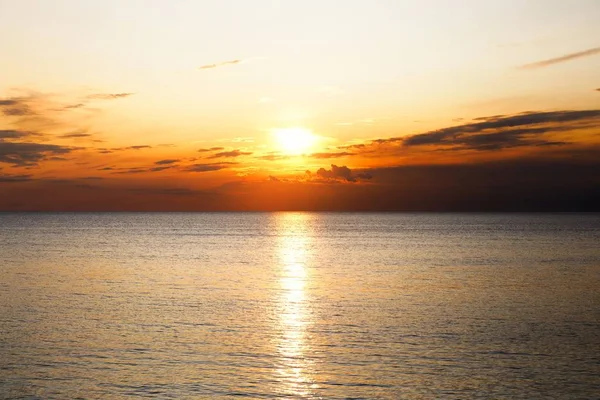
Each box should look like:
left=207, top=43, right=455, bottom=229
left=1, top=212, right=599, bottom=399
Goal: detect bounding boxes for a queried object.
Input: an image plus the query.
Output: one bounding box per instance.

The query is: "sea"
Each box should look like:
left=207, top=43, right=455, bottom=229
left=1, top=213, right=599, bottom=399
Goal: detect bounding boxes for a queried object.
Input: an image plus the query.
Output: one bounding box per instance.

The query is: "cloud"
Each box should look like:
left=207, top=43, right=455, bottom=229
left=61, top=103, right=85, bottom=110
left=198, top=59, right=243, bottom=70
left=155, top=159, right=179, bottom=165
left=519, top=46, right=600, bottom=69
left=0, top=96, right=35, bottom=116
left=257, top=153, right=290, bottom=161
left=0, top=141, right=76, bottom=167
left=149, top=166, right=173, bottom=172
left=0, top=90, right=130, bottom=142
left=87, top=93, right=135, bottom=100
left=208, top=149, right=252, bottom=158
left=0, top=130, right=35, bottom=139
left=198, top=146, right=224, bottom=152
left=58, top=132, right=92, bottom=139
left=111, top=164, right=175, bottom=174
left=112, top=168, right=147, bottom=174
left=310, top=151, right=355, bottom=159
left=95, top=145, right=152, bottom=154
left=400, top=110, right=600, bottom=150
left=0, top=173, right=33, bottom=182
left=314, top=164, right=372, bottom=183
left=184, top=162, right=235, bottom=173
left=337, top=143, right=366, bottom=150
left=120, top=145, right=152, bottom=150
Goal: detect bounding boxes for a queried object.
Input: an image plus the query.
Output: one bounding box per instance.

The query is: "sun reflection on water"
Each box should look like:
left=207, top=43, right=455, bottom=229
left=274, top=212, right=315, bottom=397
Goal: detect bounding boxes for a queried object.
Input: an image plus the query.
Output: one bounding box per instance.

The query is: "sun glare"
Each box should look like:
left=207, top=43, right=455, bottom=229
left=273, top=127, right=317, bottom=155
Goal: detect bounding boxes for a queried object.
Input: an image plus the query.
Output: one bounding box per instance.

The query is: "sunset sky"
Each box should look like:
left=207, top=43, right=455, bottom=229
left=1, top=0, right=599, bottom=210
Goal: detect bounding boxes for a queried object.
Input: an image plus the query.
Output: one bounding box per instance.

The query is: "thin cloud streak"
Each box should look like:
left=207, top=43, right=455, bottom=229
left=87, top=93, right=135, bottom=100
left=207, top=150, right=252, bottom=159
left=198, top=59, right=243, bottom=70
left=185, top=162, right=236, bottom=173
left=519, top=46, right=600, bottom=69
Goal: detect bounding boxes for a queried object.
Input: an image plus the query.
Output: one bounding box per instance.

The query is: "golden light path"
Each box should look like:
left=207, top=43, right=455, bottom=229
left=274, top=212, right=316, bottom=397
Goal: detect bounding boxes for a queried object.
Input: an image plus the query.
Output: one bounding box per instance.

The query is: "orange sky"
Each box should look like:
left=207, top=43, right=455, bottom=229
left=1, top=1, right=599, bottom=210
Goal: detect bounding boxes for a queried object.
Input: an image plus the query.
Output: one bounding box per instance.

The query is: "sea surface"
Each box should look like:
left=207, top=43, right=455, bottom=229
left=1, top=213, right=599, bottom=399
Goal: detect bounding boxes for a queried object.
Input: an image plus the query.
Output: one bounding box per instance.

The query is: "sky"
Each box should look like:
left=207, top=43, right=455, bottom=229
left=1, top=0, right=599, bottom=211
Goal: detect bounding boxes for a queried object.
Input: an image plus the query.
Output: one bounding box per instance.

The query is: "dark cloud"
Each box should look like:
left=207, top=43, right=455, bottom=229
left=337, top=143, right=366, bottom=150
left=380, top=110, right=600, bottom=151
left=199, top=59, right=242, bottom=70
left=0, top=130, right=34, bottom=139
left=2, top=105, right=33, bottom=116
left=154, top=159, right=179, bottom=165
left=310, top=151, right=355, bottom=159
left=111, top=164, right=175, bottom=174
left=100, top=145, right=151, bottom=153
left=314, top=164, right=372, bottom=183
left=0, top=174, right=33, bottom=182
left=149, top=166, right=173, bottom=172
left=208, top=149, right=252, bottom=158
left=0, top=97, right=34, bottom=116
left=184, top=162, right=234, bottom=173
left=413, top=127, right=572, bottom=151
left=112, top=168, right=147, bottom=174
left=198, top=147, right=224, bottom=152
left=124, top=145, right=151, bottom=150
left=87, top=93, right=135, bottom=100
left=59, top=132, right=92, bottom=139
left=0, top=141, right=76, bottom=167
left=62, top=103, right=85, bottom=110
left=519, top=46, right=600, bottom=69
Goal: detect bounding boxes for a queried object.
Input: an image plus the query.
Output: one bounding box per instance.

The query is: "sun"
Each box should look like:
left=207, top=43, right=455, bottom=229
left=273, top=127, right=317, bottom=155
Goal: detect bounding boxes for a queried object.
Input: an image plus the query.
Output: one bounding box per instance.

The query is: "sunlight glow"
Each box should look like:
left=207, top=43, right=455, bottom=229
left=273, top=127, right=317, bottom=155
